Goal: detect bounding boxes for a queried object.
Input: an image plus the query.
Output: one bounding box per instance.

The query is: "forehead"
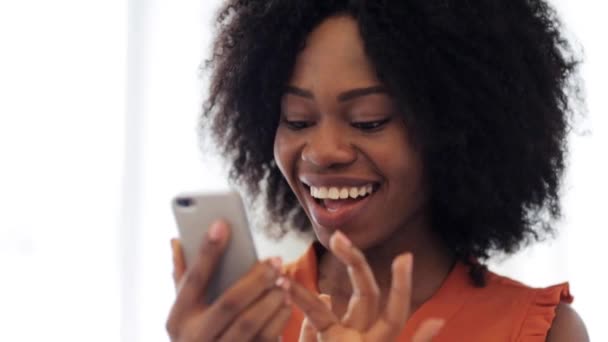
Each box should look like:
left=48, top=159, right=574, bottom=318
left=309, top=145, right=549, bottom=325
left=288, top=15, right=379, bottom=86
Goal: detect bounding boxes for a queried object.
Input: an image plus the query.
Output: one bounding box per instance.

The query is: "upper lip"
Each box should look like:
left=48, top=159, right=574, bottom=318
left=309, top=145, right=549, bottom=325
left=299, top=174, right=380, bottom=188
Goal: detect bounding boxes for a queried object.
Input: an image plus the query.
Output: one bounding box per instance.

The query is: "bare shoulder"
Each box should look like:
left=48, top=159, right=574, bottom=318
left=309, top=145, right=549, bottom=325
left=546, top=303, right=589, bottom=342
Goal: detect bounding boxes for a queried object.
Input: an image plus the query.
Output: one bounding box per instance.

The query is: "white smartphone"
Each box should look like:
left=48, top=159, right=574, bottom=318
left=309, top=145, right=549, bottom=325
left=172, top=191, right=258, bottom=304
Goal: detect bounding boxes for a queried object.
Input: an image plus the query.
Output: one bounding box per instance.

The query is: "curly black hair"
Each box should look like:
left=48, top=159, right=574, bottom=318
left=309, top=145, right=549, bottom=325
left=200, top=0, right=582, bottom=285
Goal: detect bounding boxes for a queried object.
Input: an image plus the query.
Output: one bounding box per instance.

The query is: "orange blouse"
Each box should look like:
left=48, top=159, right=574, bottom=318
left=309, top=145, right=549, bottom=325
left=281, top=243, right=572, bottom=342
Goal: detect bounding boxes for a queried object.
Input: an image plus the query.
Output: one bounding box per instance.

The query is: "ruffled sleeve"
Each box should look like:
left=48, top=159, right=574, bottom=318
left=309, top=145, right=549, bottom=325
left=517, top=283, right=573, bottom=341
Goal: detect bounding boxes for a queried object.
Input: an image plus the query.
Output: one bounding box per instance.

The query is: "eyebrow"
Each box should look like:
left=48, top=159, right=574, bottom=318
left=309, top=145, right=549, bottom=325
left=284, top=85, right=389, bottom=102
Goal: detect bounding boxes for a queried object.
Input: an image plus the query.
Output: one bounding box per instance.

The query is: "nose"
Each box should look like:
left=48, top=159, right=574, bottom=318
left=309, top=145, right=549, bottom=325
left=301, top=120, right=357, bottom=169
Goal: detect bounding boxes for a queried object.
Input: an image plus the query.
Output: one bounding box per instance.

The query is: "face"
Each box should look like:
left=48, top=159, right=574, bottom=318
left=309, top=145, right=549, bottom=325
left=273, top=15, right=429, bottom=250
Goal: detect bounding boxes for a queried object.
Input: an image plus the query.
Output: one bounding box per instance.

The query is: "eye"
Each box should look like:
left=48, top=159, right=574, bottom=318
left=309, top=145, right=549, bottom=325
left=282, top=119, right=313, bottom=131
left=351, top=118, right=391, bottom=131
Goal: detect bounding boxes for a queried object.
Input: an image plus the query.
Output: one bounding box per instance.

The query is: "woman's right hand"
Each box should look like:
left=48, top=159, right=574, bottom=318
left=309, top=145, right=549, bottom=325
left=166, top=220, right=292, bottom=342
left=290, top=231, right=444, bottom=342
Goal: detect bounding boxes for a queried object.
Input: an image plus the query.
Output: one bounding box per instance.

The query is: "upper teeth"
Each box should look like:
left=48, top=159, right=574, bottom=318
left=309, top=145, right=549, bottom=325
left=310, top=185, right=374, bottom=200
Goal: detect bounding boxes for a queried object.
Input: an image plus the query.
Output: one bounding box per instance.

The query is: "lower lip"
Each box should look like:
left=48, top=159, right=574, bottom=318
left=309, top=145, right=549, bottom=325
left=304, top=187, right=376, bottom=229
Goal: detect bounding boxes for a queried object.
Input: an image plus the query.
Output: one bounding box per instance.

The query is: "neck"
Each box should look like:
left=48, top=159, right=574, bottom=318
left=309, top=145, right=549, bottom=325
left=317, top=214, right=455, bottom=317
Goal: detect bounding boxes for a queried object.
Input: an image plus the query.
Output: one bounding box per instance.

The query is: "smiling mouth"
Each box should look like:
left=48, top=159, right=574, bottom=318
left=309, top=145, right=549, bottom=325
left=305, top=183, right=378, bottom=209
left=301, top=182, right=380, bottom=228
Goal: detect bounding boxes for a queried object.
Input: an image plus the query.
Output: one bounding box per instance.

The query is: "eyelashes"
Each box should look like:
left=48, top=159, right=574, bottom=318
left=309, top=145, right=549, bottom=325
left=283, top=120, right=312, bottom=130
left=350, top=118, right=391, bottom=131
left=281, top=117, right=392, bottom=132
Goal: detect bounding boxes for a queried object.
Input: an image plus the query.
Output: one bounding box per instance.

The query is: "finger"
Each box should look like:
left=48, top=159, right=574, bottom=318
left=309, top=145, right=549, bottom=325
left=202, top=259, right=282, bottom=338
left=257, top=302, right=293, bottom=342
left=330, top=231, right=380, bottom=330
left=298, top=294, right=331, bottom=342
left=285, top=278, right=339, bottom=335
left=412, top=319, right=444, bottom=342
left=319, top=294, right=332, bottom=309
left=385, top=254, right=412, bottom=325
left=167, top=220, right=230, bottom=327
left=368, top=253, right=412, bottom=340
left=171, top=238, right=186, bottom=289
left=298, top=317, right=317, bottom=342
left=217, top=288, right=286, bottom=342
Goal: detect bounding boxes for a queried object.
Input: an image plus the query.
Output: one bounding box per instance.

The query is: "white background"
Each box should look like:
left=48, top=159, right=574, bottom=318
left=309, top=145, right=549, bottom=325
left=0, top=1, right=605, bottom=341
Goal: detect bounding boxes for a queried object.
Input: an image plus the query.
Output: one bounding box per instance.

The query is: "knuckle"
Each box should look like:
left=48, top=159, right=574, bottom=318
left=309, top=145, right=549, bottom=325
left=185, top=267, right=204, bottom=286
left=382, top=310, right=403, bottom=329
left=255, top=331, right=275, bottom=342
left=369, top=284, right=381, bottom=297
left=218, top=298, right=240, bottom=315
left=350, top=252, right=367, bottom=269
left=237, top=317, right=257, bottom=334
left=267, top=288, right=284, bottom=301
left=251, top=261, right=267, bottom=274
left=353, top=287, right=380, bottom=300
left=198, top=239, right=221, bottom=258
left=254, top=262, right=278, bottom=285
left=390, top=284, right=408, bottom=296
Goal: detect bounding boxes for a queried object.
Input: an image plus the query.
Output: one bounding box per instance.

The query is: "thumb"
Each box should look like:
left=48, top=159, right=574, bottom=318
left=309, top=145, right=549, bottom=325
left=171, top=238, right=186, bottom=289
left=298, top=317, right=317, bottom=342
left=412, top=319, right=444, bottom=342
left=298, top=294, right=332, bottom=342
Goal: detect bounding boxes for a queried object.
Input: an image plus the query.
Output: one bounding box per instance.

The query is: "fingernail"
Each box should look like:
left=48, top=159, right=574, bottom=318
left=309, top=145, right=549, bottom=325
left=275, top=276, right=290, bottom=290
left=393, top=254, right=411, bottom=274
left=319, top=294, right=332, bottom=309
left=430, top=319, right=445, bottom=335
left=208, top=221, right=225, bottom=242
left=405, top=253, right=413, bottom=270
left=332, top=231, right=351, bottom=248
left=269, top=257, right=283, bottom=271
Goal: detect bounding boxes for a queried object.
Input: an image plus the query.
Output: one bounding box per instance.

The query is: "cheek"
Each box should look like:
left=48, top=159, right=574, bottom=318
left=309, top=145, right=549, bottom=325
left=273, top=128, right=301, bottom=185
left=372, top=131, right=426, bottom=195
left=389, top=148, right=421, bottom=180
left=391, top=151, right=428, bottom=206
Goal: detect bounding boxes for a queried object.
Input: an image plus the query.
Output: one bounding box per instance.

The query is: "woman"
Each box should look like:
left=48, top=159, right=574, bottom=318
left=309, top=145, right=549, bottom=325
left=167, top=0, right=588, bottom=340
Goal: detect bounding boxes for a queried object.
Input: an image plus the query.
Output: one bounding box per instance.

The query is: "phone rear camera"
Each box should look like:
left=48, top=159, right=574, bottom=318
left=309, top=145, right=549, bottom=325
left=175, top=197, right=194, bottom=207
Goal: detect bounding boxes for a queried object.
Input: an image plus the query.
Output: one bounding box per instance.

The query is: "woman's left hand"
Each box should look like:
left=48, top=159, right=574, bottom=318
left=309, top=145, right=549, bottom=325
left=284, top=231, right=444, bottom=342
